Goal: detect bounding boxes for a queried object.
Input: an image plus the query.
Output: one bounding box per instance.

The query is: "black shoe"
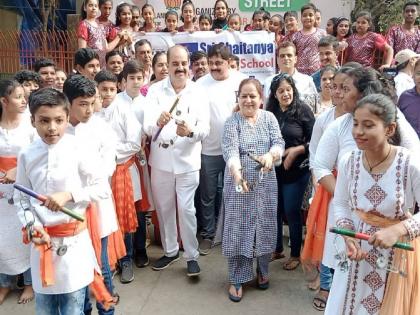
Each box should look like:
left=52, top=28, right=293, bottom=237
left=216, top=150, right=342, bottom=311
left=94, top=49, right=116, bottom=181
left=152, top=253, right=180, bottom=270
left=187, top=260, right=201, bottom=277
left=120, top=261, right=134, bottom=284
left=134, top=252, right=150, bottom=268
left=199, top=238, right=212, bottom=256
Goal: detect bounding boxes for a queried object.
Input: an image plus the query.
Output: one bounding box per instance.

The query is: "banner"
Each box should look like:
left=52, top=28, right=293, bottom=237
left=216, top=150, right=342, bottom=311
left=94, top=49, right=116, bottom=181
left=133, top=30, right=276, bottom=82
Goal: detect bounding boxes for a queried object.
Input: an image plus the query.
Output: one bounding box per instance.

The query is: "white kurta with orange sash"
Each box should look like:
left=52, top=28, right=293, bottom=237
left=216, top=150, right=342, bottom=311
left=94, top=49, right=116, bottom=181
left=0, top=120, right=34, bottom=275
left=325, top=148, right=420, bottom=315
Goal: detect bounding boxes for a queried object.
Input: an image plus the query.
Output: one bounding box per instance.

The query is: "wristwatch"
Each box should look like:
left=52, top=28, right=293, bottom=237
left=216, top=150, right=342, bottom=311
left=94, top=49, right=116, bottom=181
left=187, top=131, right=194, bottom=138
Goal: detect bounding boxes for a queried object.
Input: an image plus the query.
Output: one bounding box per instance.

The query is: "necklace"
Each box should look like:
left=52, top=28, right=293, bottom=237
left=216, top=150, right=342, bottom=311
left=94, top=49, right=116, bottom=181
left=365, top=145, right=392, bottom=172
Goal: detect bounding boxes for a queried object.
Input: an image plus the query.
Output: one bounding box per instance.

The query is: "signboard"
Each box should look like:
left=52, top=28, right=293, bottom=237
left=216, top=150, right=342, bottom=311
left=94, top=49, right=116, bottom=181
left=133, top=31, right=276, bottom=81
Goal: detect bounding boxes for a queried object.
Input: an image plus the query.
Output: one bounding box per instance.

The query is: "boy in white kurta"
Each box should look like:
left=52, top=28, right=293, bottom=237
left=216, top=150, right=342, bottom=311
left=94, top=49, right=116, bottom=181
left=15, top=88, right=110, bottom=315
left=63, top=75, right=119, bottom=315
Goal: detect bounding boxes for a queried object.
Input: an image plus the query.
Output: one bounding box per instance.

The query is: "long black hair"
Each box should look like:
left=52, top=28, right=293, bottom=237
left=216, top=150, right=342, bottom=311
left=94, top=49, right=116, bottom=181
left=266, top=73, right=304, bottom=119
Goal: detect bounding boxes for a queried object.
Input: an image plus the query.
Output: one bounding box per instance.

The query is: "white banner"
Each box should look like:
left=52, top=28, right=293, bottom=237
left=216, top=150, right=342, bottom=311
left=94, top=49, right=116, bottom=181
left=133, top=30, right=276, bottom=82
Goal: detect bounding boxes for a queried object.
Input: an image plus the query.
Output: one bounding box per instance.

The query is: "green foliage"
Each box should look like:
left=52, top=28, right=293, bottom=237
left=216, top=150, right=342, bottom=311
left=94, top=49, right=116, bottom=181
left=352, top=0, right=406, bottom=33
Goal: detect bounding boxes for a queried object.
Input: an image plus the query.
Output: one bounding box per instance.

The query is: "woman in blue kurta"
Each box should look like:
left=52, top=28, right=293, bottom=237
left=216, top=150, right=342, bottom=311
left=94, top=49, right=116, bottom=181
left=222, top=78, right=284, bottom=302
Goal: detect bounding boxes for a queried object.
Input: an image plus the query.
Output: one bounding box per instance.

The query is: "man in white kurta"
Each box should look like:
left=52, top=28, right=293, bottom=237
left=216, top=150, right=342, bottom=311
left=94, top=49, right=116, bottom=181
left=143, top=45, right=210, bottom=276
left=195, top=43, right=247, bottom=254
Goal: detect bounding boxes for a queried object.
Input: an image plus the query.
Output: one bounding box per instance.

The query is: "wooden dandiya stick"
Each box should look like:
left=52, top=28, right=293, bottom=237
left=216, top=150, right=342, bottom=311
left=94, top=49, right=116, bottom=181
left=152, top=96, right=180, bottom=142
left=14, top=183, right=85, bottom=222
left=329, top=227, right=414, bottom=251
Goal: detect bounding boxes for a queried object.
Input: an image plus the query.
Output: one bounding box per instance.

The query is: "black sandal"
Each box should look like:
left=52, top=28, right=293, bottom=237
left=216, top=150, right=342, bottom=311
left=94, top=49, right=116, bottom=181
left=228, top=284, right=242, bottom=302
left=312, top=289, right=329, bottom=311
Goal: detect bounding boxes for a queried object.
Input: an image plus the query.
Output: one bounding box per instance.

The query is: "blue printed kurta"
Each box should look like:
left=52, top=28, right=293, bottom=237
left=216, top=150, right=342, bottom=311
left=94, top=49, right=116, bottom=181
left=221, top=110, right=284, bottom=258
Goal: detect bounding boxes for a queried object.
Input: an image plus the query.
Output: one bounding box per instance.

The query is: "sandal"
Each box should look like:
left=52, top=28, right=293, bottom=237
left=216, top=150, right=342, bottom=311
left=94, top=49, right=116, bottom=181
left=312, top=289, right=329, bottom=311
left=228, top=283, right=242, bottom=302
left=270, top=251, right=285, bottom=261
left=283, top=257, right=301, bottom=271
left=112, top=293, right=120, bottom=305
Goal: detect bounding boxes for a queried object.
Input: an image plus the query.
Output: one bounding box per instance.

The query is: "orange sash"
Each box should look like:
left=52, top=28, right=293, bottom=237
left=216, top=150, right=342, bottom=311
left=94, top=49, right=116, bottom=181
left=301, top=171, right=336, bottom=271
left=111, top=155, right=138, bottom=234
left=0, top=156, right=17, bottom=172
left=23, top=204, right=114, bottom=310
left=355, top=210, right=420, bottom=315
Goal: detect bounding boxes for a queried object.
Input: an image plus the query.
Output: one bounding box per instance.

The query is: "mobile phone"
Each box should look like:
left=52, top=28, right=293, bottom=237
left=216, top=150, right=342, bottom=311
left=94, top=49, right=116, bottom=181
left=382, top=67, right=397, bottom=79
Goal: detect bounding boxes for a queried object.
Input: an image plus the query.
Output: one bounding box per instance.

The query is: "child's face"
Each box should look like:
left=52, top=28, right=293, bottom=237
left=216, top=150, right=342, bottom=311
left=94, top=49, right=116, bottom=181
left=99, top=0, right=112, bottom=19
left=215, top=1, right=227, bottom=20
left=228, top=16, right=241, bottom=31
left=132, top=9, right=141, bottom=26
left=314, top=11, right=321, bottom=27
left=77, top=59, right=100, bottom=80
left=182, top=4, right=194, bottom=23
left=55, top=71, right=67, bottom=92
left=404, top=5, right=418, bottom=24
left=228, top=59, right=239, bottom=71
left=252, top=13, right=264, bottom=30
left=320, top=70, right=335, bottom=94
left=22, top=80, right=39, bottom=101
left=38, top=66, right=56, bottom=88
left=326, top=19, right=334, bottom=35
left=301, top=9, right=315, bottom=29
left=124, top=72, right=144, bottom=97
left=199, top=19, right=211, bottom=31
left=98, top=81, right=118, bottom=108
left=285, top=16, right=298, bottom=32
left=0, top=86, right=26, bottom=114
left=142, top=6, right=154, bottom=24
left=165, top=14, right=178, bottom=32
left=356, top=16, right=370, bottom=34
left=106, top=55, right=123, bottom=75
left=269, top=16, right=282, bottom=33
left=69, top=95, right=95, bottom=124
left=337, top=20, right=350, bottom=38
left=84, top=0, right=98, bottom=19
left=32, top=105, right=68, bottom=145
left=319, top=45, right=337, bottom=67
left=119, top=6, right=132, bottom=26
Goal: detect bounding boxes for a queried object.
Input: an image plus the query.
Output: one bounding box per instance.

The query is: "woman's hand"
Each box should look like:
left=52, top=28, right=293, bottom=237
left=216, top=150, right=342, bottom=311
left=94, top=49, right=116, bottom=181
left=283, top=147, right=300, bottom=170
left=368, top=223, right=407, bottom=249
left=232, top=169, right=249, bottom=193
left=258, top=153, right=273, bottom=172
left=345, top=237, right=367, bottom=261
left=0, top=167, right=17, bottom=184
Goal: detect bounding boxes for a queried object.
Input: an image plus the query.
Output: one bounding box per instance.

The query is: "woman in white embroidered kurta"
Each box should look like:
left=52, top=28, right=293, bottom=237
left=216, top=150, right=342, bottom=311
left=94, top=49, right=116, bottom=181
left=325, top=94, right=420, bottom=315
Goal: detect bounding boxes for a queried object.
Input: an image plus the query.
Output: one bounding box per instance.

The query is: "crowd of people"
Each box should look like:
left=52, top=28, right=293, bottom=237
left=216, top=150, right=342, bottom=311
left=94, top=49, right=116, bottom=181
left=0, top=0, right=420, bottom=314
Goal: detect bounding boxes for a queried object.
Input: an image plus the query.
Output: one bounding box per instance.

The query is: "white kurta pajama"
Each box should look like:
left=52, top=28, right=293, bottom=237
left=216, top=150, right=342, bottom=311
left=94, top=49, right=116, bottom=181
left=0, top=119, right=35, bottom=275
left=325, top=148, right=420, bottom=315
left=313, top=111, right=420, bottom=270
left=15, top=134, right=109, bottom=294
left=143, top=77, right=210, bottom=260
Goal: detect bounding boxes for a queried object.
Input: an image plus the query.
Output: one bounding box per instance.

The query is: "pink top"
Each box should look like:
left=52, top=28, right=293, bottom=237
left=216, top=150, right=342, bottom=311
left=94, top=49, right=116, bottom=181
left=291, top=28, right=327, bottom=75
left=386, top=25, right=420, bottom=55
left=77, top=20, right=108, bottom=67
left=346, top=32, right=386, bottom=67
left=178, top=25, right=200, bottom=32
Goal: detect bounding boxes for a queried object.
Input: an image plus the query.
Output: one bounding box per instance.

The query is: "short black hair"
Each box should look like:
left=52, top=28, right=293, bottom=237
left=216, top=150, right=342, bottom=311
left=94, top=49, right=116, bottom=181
left=300, top=3, right=317, bottom=14
left=122, top=60, right=144, bottom=80
left=318, top=35, right=339, bottom=50
left=229, top=54, right=240, bottom=68
left=95, top=70, right=118, bottom=85
left=34, top=58, right=55, bottom=72
left=14, top=70, right=41, bottom=85
left=284, top=11, right=298, bottom=20
left=208, top=43, right=231, bottom=60
left=404, top=1, right=419, bottom=10
left=105, top=50, right=123, bottom=63
left=74, top=48, right=99, bottom=68
left=28, top=87, right=69, bottom=116
left=63, top=74, right=96, bottom=104
left=190, top=51, right=208, bottom=63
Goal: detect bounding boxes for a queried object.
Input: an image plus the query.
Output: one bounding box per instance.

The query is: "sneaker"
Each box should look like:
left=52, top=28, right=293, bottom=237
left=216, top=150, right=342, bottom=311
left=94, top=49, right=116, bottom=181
left=187, top=260, right=201, bottom=277
left=134, top=252, right=150, bottom=268
left=152, top=253, right=180, bottom=271
left=120, top=261, right=134, bottom=284
left=199, top=238, right=212, bottom=256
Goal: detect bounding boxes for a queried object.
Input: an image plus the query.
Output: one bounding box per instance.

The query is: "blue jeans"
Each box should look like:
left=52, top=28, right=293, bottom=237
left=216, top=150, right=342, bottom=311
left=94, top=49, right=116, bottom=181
left=0, top=268, right=32, bottom=287
left=320, top=263, right=334, bottom=291
left=84, top=237, right=114, bottom=315
left=35, top=287, right=86, bottom=315
left=121, top=212, right=147, bottom=263
left=276, top=170, right=310, bottom=257
left=199, top=154, right=225, bottom=239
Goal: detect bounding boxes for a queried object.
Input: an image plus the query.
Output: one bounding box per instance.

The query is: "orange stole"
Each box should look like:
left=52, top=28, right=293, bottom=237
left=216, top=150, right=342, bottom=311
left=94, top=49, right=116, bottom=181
left=301, top=172, right=336, bottom=270
left=0, top=156, right=17, bottom=172
left=111, top=155, right=138, bottom=234
left=355, top=210, right=420, bottom=315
